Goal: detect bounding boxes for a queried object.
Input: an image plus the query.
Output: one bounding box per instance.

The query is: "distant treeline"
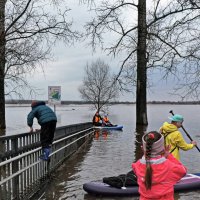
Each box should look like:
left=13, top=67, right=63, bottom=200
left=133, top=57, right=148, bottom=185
left=5, top=100, right=134, bottom=105
left=5, top=99, right=200, bottom=105
left=148, top=101, right=200, bottom=105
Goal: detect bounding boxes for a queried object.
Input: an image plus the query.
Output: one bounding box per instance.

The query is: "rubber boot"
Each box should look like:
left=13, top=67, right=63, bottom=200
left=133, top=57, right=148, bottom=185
left=40, top=147, right=50, bottom=161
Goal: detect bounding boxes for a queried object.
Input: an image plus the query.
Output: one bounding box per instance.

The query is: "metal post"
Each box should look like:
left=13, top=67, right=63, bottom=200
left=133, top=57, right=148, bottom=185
left=0, top=139, right=6, bottom=199
left=11, top=138, right=19, bottom=199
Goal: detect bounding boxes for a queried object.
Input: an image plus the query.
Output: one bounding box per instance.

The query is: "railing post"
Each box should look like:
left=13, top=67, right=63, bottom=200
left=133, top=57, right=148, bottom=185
left=11, top=138, right=19, bottom=199
left=0, top=139, right=6, bottom=199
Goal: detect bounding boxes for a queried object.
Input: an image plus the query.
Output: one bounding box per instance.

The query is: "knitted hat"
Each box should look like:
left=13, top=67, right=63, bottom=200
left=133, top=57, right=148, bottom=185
left=142, top=132, right=164, bottom=155
left=31, top=100, right=37, bottom=107
left=168, top=114, right=184, bottom=122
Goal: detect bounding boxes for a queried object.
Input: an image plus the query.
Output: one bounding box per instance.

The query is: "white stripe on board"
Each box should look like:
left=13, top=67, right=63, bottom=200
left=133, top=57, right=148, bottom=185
left=181, top=174, right=200, bottom=180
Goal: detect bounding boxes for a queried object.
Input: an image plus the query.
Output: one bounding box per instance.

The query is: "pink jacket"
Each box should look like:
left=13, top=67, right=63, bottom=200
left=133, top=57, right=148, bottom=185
left=132, top=154, right=187, bottom=200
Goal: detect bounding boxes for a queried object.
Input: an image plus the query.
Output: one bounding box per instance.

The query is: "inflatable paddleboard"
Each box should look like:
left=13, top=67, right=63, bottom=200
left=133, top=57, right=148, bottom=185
left=83, top=173, right=200, bottom=197
left=94, top=125, right=123, bottom=130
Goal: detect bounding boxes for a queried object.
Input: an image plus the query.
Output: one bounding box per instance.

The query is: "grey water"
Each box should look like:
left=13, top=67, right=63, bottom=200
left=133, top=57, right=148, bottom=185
left=5, top=104, right=200, bottom=199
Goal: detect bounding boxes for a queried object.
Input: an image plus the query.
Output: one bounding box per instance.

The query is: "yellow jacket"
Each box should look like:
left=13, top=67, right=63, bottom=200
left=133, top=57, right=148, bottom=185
left=160, top=122, right=194, bottom=160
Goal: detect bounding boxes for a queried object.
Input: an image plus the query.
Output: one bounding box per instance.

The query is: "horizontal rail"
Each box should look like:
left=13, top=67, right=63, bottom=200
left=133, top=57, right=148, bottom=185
left=0, top=130, right=95, bottom=186
left=51, top=130, right=94, bottom=156
left=0, top=147, right=41, bottom=167
left=53, top=127, right=93, bottom=145
left=0, top=160, right=41, bottom=185
left=0, top=127, right=94, bottom=167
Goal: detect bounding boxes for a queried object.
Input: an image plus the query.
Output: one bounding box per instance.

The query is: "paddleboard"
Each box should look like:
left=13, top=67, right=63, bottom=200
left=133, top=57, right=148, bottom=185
left=83, top=173, right=200, bottom=197
left=94, top=125, right=123, bottom=130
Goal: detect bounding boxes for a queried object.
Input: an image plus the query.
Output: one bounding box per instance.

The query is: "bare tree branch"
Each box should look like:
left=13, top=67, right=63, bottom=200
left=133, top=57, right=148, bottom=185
left=79, top=58, right=119, bottom=111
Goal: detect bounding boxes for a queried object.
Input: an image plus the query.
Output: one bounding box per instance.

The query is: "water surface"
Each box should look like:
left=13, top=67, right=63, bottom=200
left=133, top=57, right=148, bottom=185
left=5, top=104, right=200, bottom=200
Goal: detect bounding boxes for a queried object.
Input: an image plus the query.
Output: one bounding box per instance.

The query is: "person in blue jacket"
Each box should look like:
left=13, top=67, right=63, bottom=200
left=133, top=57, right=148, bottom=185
left=27, top=100, right=57, bottom=161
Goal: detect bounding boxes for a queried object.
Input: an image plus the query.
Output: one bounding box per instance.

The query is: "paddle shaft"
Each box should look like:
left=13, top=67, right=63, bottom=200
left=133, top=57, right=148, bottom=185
left=169, top=110, right=200, bottom=152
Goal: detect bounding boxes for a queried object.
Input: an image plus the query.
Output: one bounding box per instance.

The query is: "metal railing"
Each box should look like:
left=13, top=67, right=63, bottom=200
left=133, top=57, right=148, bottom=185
left=0, top=122, right=94, bottom=200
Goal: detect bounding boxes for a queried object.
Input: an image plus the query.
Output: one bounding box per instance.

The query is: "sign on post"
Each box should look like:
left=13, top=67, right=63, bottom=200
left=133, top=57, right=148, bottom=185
left=48, top=86, right=61, bottom=105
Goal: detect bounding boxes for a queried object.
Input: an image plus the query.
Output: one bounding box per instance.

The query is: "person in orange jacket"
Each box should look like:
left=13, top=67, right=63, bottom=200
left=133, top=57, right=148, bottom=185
left=92, top=111, right=102, bottom=126
left=160, top=114, right=197, bottom=160
left=132, top=131, right=187, bottom=200
left=102, top=114, right=113, bottom=127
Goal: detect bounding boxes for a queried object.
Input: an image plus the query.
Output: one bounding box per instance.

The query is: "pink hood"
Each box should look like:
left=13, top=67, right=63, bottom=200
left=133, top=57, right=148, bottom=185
left=132, top=154, right=187, bottom=199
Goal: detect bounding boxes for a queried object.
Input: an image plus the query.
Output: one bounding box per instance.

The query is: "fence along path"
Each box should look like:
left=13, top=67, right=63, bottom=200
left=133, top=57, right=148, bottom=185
left=0, top=122, right=93, bottom=200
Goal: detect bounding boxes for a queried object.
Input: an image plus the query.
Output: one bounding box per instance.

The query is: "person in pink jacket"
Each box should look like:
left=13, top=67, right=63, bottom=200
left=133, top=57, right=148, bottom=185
left=132, top=131, right=187, bottom=200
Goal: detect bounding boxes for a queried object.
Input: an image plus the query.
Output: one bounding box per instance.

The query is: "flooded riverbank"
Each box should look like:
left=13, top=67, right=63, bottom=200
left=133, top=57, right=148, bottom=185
left=5, top=104, right=200, bottom=199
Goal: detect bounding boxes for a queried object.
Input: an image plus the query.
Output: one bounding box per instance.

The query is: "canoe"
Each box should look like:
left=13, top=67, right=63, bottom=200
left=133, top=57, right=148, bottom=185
left=83, top=173, right=200, bottom=197
left=93, top=125, right=123, bottom=130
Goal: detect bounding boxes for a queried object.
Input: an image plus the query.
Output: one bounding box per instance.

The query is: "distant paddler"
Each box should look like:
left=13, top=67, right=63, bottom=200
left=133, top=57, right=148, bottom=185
left=92, top=111, right=102, bottom=126
left=102, top=114, right=114, bottom=127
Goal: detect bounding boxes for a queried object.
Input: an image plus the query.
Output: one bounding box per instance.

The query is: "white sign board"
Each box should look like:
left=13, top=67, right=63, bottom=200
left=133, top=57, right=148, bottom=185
left=48, top=86, right=61, bottom=105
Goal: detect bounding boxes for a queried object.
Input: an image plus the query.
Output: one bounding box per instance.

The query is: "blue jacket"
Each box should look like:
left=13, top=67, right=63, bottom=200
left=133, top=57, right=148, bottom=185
left=27, top=101, right=57, bottom=127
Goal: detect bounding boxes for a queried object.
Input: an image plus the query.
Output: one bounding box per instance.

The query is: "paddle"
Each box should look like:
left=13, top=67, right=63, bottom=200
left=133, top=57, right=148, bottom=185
left=169, top=110, right=200, bottom=152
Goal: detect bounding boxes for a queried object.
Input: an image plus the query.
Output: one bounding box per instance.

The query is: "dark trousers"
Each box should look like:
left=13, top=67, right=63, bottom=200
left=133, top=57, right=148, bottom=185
left=103, top=170, right=138, bottom=188
left=40, top=120, right=57, bottom=148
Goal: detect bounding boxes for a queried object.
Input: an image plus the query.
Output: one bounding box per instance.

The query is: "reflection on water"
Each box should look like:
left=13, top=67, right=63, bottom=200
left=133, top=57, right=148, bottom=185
left=4, top=104, right=200, bottom=199
left=94, top=130, right=109, bottom=140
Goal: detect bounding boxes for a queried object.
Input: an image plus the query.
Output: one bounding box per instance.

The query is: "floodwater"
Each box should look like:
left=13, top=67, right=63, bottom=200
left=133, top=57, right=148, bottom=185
left=4, top=104, right=200, bottom=199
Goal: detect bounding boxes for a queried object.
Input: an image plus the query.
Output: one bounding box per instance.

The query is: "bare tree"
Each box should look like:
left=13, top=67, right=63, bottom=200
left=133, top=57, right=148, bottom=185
left=83, top=0, right=200, bottom=125
left=79, top=58, right=119, bottom=112
left=0, top=0, right=6, bottom=131
left=0, top=0, right=80, bottom=130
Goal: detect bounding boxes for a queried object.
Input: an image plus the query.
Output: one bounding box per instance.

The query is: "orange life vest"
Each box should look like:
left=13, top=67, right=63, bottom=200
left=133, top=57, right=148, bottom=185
left=103, top=117, right=109, bottom=123
left=94, top=116, right=101, bottom=123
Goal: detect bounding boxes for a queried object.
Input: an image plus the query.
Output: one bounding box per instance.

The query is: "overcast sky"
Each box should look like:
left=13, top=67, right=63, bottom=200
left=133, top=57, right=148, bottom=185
left=25, top=0, right=178, bottom=102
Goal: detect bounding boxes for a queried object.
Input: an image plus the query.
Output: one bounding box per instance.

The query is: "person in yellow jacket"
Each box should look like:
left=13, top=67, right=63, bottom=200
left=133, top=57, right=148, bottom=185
left=160, top=114, right=197, bottom=160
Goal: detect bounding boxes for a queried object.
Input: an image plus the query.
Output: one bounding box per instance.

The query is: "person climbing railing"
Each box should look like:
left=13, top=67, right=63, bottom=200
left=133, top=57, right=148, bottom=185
left=0, top=122, right=93, bottom=200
